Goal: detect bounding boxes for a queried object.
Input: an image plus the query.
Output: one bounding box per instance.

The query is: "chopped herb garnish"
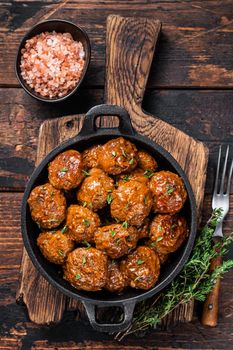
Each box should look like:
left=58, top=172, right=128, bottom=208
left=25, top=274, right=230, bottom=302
left=122, top=221, right=128, bottom=229
left=125, top=203, right=129, bottom=209
left=129, top=158, right=134, bottom=166
left=83, top=219, right=90, bottom=227
left=50, top=191, right=54, bottom=197
left=75, top=273, right=81, bottom=280
left=144, top=196, right=147, bottom=204
left=122, top=150, right=127, bottom=158
left=107, top=189, right=112, bottom=193
left=61, top=225, right=68, bottom=234
left=137, top=259, right=145, bottom=265
left=107, top=194, right=113, bottom=204
left=150, top=242, right=156, bottom=247
left=82, top=256, right=87, bottom=265
left=58, top=249, right=64, bottom=257
left=82, top=170, right=90, bottom=176
left=60, top=167, right=68, bottom=173
left=158, top=225, right=162, bottom=232
left=114, top=217, right=120, bottom=223
left=123, top=175, right=129, bottom=182
left=134, top=276, right=141, bottom=282
left=83, top=201, right=87, bottom=207
left=89, top=202, right=93, bottom=210
left=144, top=170, right=154, bottom=179
left=166, top=183, right=175, bottom=195
left=110, top=230, right=116, bottom=237
left=111, top=151, right=116, bottom=157
left=156, top=236, right=163, bottom=242
left=82, top=240, right=91, bottom=248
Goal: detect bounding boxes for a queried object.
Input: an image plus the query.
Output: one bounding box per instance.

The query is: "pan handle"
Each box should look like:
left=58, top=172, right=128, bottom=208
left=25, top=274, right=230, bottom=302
left=83, top=300, right=136, bottom=333
left=79, top=104, right=135, bottom=136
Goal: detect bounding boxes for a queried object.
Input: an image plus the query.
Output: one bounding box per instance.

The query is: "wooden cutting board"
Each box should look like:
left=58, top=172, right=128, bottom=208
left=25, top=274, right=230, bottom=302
left=17, top=15, right=209, bottom=327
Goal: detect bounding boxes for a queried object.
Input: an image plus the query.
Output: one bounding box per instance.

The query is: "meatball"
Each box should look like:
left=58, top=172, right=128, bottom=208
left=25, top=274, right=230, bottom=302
left=98, top=137, right=138, bottom=175
left=82, top=144, right=101, bottom=169
left=111, top=180, right=153, bottom=226
left=150, top=171, right=187, bottom=213
left=66, top=205, right=100, bottom=243
left=137, top=218, right=150, bottom=239
left=105, top=260, right=127, bottom=293
left=94, top=224, right=138, bottom=259
left=27, top=183, right=66, bottom=229
left=37, top=230, right=75, bottom=264
left=138, top=150, right=157, bottom=172
left=150, top=214, right=188, bottom=255
left=77, top=168, right=115, bottom=211
left=117, top=168, right=149, bottom=186
left=145, top=240, right=169, bottom=264
left=48, top=150, right=83, bottom=190
left=64, top=247, right=108, bottom=291
left=120, top=246, right=160, bottom=290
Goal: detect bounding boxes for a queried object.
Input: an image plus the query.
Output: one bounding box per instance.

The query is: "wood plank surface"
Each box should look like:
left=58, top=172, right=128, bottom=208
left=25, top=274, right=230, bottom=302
left=1, top=88, right=232, bottom=191
left=0, top=1, right=233, bottom=88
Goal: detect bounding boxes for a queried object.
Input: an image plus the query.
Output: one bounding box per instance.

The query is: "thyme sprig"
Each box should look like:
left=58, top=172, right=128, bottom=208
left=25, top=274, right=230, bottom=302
left=116, top=208, right=233, bottom=340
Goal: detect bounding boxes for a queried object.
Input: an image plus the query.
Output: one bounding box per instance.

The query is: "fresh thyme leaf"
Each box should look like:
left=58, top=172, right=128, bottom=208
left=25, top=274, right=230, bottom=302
left=50, top=191, right=54, bottom=197
left=61, top=225, right=68, bottom=234
left=82, top=169, right=90, bottom=176
left=83, top=201, right=87, bottom=207
left=110, top=230, right=116, bottom=237
left=156, top=236, right=163, bottom=242
left=83, top=219, right=90, bottom=227
left=60, top=167, right=68, bottom=173
left=144, top=196, right=147, bottom=204
left=115, top=208, right=233, bottom=341
left=82, top=240, right=91, bottom=248
left=107, top=194, right=113, bottom=204
left=122, top=221, right=128, bottom=229
left=166, top=183, right=174, bottom=195
left=129, top=158, right=134, bottom=166
left=158, top=225, right=163, bottom=232
left=75, top=273, right=81, bottom=280
left=137, top=259, right=144, bottom=265
left=58, top=249, right=64, bottom=257
left=123, top=175, right=130, bottom=182
left=122, top=150, right=127, bottom=158
left=82, top=256, right=86, bottom=265
left=144, top=170, right=154, bottom=179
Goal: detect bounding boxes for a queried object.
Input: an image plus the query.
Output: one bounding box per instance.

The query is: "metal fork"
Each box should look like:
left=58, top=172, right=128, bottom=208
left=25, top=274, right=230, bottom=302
left=202, top=145, right=233, bottom=327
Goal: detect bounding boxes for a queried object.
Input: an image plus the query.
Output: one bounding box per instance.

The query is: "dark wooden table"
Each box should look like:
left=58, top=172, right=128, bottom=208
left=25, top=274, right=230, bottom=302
left=1, top=1, right=233, bottom=349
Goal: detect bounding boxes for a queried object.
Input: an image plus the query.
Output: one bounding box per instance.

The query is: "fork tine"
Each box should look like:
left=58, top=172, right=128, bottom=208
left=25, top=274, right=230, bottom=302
left=214, top=145, right=222, bottom=194
left=220, top=145, right=229, bottom=194
left=226, top=158, right=233, bottom=195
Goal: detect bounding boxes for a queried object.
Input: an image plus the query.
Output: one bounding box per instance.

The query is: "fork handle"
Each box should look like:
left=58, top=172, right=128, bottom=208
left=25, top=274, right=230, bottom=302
left=201, top=237, right=222, bottom=327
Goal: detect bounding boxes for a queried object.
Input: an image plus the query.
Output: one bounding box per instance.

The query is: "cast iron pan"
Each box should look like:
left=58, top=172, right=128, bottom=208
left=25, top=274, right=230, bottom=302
left=21, top=104, right=197, bottom=332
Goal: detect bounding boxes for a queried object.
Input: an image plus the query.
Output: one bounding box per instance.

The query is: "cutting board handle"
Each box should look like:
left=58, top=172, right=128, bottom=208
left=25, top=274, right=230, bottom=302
left=105, top=15, right=161, bottom=112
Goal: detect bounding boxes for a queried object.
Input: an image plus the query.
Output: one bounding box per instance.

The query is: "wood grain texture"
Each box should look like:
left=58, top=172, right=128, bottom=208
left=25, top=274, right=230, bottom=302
left=0, top=1, right=233, bottom=88
left=16, top=15, right=209, bottom=328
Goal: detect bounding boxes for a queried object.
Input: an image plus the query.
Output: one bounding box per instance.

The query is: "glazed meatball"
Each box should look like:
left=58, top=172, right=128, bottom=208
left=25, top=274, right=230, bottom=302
left=66, top=205, right=100, bottom=243
left=111, top=180, right=153, bottom=226
left=77, top=168, right=115, bottom=211
left=117, top=168, right=149, bottom=186
left=150, top=171, right=187, bottom=213
left=27, top=183, right=66, bottom=229
left=138, top=150, right=158, bottom=172
left=48, top=150, right=83, bottom=190
left=150, top=214, right=188, bottom=255
left=64, top=247, right=108, bottom=291
left=145, top=240, right=169, bottom=264
left=105, top=260, right=127, bottom=293
left=120, top=246, right=160, bottom=290
left=98, top=137, right=138, bottom=175
left=94, top=224, right=138, bottom=259
left=137, top=218, right=150, bottom=239
left=82, top=144, right=101, bottom=169
left=37, top=230, right=75, bottom=264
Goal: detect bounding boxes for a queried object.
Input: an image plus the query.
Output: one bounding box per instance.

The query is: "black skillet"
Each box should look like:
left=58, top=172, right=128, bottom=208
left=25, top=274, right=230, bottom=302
left=21, top=104, right=197, bottom=333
